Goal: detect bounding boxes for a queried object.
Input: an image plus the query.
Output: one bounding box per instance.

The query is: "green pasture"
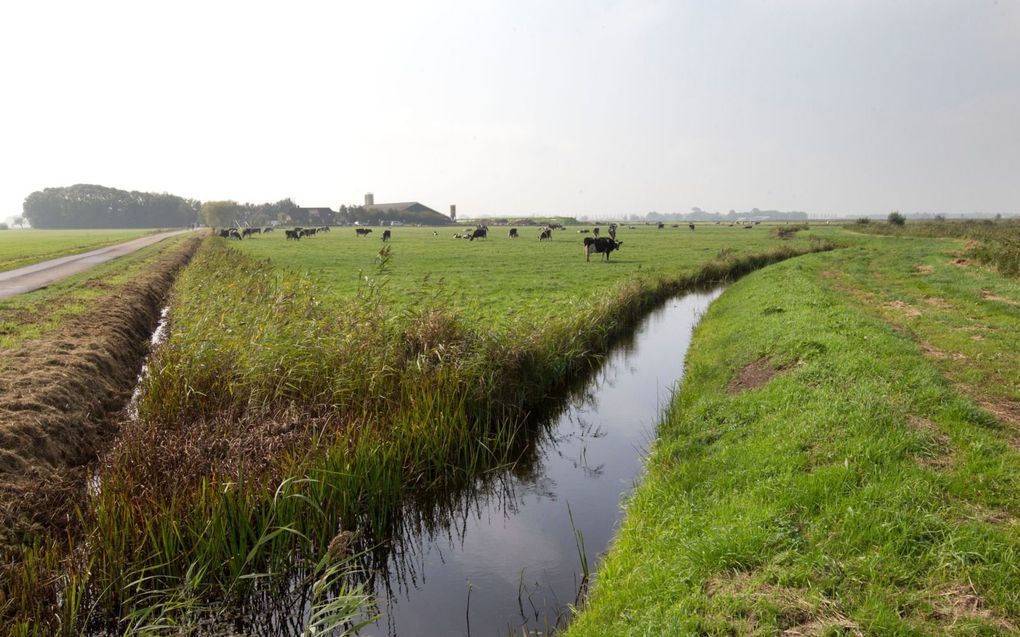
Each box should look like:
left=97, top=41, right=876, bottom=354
left=231, top=223, right=835, bottom=326
left=568, top=236, right=1020, bottom=635
left=0, top=228, right=160, bottom=272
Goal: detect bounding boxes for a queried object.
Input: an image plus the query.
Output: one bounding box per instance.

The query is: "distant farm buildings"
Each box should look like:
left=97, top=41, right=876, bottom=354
left=283, top=194, right=455, bottom=226
left=360, top=193, right=454, bottom=226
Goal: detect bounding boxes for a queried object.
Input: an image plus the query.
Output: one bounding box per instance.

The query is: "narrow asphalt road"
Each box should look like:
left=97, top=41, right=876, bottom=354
left=0, top=229, right=197, bottom=299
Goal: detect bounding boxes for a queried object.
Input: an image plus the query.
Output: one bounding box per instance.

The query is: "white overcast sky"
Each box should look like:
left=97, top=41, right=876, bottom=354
left=1, top=0, right=1018, bottom=220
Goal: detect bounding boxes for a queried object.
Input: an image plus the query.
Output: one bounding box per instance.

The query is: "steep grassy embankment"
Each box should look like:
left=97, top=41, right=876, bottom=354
left=567, top=240, right=1020, bottom=635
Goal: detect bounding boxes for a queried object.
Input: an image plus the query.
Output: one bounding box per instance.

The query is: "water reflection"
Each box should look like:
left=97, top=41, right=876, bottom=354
left=235, top=287, right=723, bottom=636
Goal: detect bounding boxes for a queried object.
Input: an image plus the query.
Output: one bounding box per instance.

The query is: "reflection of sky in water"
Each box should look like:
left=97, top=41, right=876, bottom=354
left=373, top=288, right=723, bottom=636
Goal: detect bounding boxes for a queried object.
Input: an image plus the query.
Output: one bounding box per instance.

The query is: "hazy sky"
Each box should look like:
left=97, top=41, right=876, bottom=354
left=2, top=0, right=1018, bottom=221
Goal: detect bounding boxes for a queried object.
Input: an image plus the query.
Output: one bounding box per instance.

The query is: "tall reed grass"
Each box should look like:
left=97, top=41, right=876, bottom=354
left=2, top=237, right=833, bottom=635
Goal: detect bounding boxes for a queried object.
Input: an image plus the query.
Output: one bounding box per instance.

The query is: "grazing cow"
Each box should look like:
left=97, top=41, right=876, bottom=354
left=319, top=226, right=330, bottom=232
left=577, top=229, right=590, bottom=234
left=218, top=229, right=230, bottom=238
left=356, top=228, right=373, bottom=236
left=263, top=227, right=274, bottom=233
left=469, top=226, right=487, bottom=241
left=433, top=231, right=439, bottom=237
left=382, top=229, right=391, bottom=241
left=285, top=229, right=301, bottom=240
left=583, top=237, right=622, bottom=262
left=689, top=223, right=695, bottom=231
left=657, top=222, right=665, bottom=229
left=593, top=227, right=600, bottom=237
left=242, top=228, right=257, bottom=238
left=539, top=228, right=552, bottom=241
left=628, top=225, right=637, bottom=230
left=509, top=228, right=518, bottom=239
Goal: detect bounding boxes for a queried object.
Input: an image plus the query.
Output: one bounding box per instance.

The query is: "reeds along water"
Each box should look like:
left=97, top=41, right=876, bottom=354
left=1, top=238, right=834, bottom=636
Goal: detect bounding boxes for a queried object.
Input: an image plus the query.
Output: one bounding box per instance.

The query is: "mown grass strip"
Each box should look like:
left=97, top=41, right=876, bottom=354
left=566, top=247, right=1020, bottom=636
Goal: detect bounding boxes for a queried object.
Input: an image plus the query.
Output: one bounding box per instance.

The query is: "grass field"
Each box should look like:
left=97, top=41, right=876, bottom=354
left=567, top=235, right=1020, bottom=635
left=231, top=224, right=831, bottom=325
left=0, top=228, right=160, bottom=273
left=0, top=224, right=836, bottom=635
left=6, top=224, right=1020, bottom=635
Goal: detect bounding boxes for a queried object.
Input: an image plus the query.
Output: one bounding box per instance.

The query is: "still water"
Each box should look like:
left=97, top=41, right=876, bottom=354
left=367, top=287, right=724, bottom=636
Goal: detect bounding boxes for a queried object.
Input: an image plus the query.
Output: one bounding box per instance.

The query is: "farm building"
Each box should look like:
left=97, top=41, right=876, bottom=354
left=358, top=193, right=454, bottom=226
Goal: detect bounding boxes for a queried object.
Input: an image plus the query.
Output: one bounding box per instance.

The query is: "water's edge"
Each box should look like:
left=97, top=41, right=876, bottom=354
left=365, top=287, right=725, bottom=636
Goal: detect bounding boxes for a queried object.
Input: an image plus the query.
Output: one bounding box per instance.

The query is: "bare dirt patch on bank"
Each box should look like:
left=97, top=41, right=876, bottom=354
left=0, top=236, right=202, bottom=544
left=728, top=358, right=786, bottom=394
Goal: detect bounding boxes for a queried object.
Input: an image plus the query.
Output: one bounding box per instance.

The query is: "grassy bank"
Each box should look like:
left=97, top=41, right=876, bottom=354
left=567, top=240, right=1020, bottom=635
left=0, top=233, right=198, bottom=350
left=1, top=232, right=834, bottom=634
left=852, top=218, right=1020, bottom=277
left=0, top=228, right=161, bottom=273
left=0, top=235, right=204, bottom=635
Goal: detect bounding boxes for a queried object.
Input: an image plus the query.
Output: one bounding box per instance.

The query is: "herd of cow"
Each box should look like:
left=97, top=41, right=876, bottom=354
left=215, top=221, right=635, bottom=262
left=217, top=226, right=335, bottom=240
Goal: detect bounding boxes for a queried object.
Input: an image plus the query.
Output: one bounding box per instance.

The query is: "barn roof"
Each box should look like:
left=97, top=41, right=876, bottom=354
left=365, top=201, right=430, bottom=213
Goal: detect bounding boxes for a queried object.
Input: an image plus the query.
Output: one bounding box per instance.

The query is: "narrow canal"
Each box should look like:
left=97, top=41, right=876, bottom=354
left=368, top=287, right=724, bottom=636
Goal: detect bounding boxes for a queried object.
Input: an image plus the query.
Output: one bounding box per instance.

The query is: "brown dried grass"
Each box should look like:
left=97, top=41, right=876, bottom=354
left=0, top=236, right=200, bottom=544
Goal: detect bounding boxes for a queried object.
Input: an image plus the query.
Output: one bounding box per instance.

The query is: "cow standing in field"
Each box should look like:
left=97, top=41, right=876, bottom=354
left=689, top=223, right=695, bottom=231
left=592, top=227, right=600, bottom=237
left=657, top=222, right=665, bottom=229
left=382, top=229, right=391, bottom=241
left=539, top=227, right=552, bottom=241
left=356, top=228, right=373, bottom=237
left=509, top=228, right=518, bottom=239
left=608, top=223, right=617, bottom=240
left=242, top=228, right=257, bottom=238
left=285, top=229, right=301, bottom=240
left=469, top=225, right=487, bottom=241
left=583, top=237, right=622, bottom=262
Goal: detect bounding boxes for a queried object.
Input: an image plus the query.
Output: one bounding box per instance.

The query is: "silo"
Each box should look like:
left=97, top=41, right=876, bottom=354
left=450, top=204, right=456, bottom=221
left=365, top=193, right=374, bottom=206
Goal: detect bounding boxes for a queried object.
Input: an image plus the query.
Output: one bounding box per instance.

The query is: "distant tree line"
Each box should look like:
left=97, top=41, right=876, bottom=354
left=640, top=208, right=809, bottom=222
left=199, top=199, right=300, bottom=228
left=23, top=184, right=200, bottom=229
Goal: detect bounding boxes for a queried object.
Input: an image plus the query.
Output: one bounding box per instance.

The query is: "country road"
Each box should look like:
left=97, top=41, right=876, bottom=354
left=0, top=229, right=198, bottom=299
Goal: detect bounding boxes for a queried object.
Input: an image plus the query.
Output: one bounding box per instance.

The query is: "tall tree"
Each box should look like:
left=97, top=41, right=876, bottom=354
left=200, top=201, right=242, bottom=228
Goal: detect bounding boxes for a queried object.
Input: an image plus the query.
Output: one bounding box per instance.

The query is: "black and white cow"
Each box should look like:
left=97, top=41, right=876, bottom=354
left=583, top=237, right=622, bottom=262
